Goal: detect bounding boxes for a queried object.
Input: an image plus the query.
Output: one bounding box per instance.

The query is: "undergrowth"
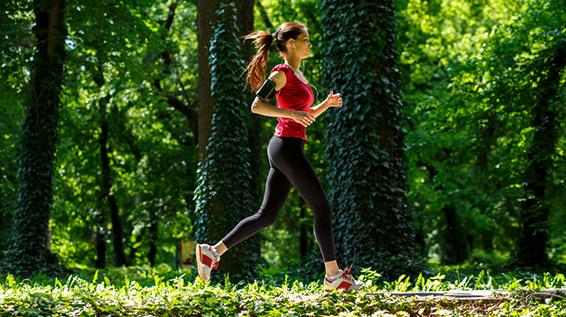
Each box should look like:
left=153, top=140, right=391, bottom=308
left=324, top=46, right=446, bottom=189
left=1, top=263, right=566, bottom=316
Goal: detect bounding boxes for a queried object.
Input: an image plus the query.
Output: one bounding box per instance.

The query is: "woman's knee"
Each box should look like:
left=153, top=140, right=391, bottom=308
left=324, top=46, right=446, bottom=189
left=254, top=208, right=278, bottom=227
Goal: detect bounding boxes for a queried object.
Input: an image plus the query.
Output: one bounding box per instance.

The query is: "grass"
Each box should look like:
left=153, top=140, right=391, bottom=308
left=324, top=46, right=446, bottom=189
left=0, top=262, right=565, bottom=316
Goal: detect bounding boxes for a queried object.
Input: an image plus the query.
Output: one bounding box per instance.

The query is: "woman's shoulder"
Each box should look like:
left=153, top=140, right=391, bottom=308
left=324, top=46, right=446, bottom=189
left=270, top=64, right=294, bottom=87
left=270, top=63, right=292, bottom=74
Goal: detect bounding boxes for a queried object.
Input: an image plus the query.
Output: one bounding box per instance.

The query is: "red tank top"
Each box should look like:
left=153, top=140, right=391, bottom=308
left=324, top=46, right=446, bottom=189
left=270, top=63, right=315, bottom=142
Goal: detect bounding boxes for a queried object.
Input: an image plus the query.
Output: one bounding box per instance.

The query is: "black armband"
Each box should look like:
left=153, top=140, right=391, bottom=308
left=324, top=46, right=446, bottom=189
left=256, top=78, right=277, bottom=102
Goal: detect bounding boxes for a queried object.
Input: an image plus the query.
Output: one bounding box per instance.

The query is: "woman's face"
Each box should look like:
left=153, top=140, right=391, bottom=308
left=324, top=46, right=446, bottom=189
left=288, top=30, right=312, bottom=59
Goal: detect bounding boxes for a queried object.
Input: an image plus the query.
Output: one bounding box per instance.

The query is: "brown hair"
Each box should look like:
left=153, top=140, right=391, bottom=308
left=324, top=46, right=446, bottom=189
left=242, top=22, right=307, bottom=93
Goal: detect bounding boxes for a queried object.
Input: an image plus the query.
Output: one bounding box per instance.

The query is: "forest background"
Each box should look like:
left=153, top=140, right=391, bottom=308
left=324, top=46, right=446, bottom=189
left=0, top=0, right=564, bottom=284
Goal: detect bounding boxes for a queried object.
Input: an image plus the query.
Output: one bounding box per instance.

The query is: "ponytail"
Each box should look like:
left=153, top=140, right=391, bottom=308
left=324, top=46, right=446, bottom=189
left=242, top=31, right=274, bottom=93
left=242, top=22, right=307, bottom=93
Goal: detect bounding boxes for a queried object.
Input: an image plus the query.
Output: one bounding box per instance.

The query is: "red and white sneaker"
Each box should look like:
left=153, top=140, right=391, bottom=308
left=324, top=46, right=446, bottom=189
left=195, top=243, right=221, bottom=282
left=323, top=264, right=365, bottom=292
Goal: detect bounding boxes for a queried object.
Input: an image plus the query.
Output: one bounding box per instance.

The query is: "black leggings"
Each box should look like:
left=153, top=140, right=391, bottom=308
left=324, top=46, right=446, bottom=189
left=220, top=135, right=336, bottom=262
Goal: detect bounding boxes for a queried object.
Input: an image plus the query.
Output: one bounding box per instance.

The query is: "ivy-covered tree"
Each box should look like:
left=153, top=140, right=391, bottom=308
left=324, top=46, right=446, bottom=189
left=0, top=0, right=69, bottom=277
left=319, top=0, right=425, bottom=278
left=0, top=0, right=29, bottom=257
left=193, top=1, right=258, bottom=283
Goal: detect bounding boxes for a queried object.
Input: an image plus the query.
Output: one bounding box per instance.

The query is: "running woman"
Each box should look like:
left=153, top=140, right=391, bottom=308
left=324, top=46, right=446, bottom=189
left=196, top=22, right=364, bottom=292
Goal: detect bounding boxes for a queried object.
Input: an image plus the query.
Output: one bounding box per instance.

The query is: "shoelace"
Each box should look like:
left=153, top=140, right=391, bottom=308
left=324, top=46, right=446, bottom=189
left=341, top=267, right=352, bottom=281
left=340, top=262, right=355, bottom=282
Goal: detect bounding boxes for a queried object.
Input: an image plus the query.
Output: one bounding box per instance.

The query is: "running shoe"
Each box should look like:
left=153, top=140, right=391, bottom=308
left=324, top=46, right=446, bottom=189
left=195, top=243, right=221, bottom=282
left=323, top=264, right=365, bottom=292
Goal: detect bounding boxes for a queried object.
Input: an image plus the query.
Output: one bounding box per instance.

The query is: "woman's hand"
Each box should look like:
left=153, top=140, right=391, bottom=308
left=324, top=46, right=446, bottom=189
left=291, top=110, right=316, bottom=127
left=324, top=89, right=343, bottom=108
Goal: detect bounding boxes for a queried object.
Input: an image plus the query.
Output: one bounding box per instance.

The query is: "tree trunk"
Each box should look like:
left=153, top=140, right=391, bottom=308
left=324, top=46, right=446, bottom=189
left=320, top=0, right=424, bottom=278
left=475, top=112, right=496, bottom=252
left=91, top=58, right=127, bottom=267
left=148, top=207, right=158, bottom=266
left=423, top=161, right=470, bottom=264
left=92, top=64, right=107, bottom=270
left=237, top=0, right=254, bottom=38
left=442, top=205, right=470, bottom=264
left=193, top=1, right=257, bottom=283
left=95, top=198, right=106, bottom=268
left=0, top=0, right=67, bottom=277
left=517, top=43, right=565, bottom=267
left=99, top=99, right=127, bottom=267
left=197, top=0, right=221, bottom=162
left=299, top=202, right=310, bottom=258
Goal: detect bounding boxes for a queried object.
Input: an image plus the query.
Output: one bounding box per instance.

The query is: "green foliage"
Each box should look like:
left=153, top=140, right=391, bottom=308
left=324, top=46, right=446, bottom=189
left=50, top=1, right=197, bottom=267
left=460, top=0, right=565, bottom=266
left=400, top=0, right=566, bottom=266
left=1, top=0, right=565, bottom=282
left=399, top=0, right=529, bottom=265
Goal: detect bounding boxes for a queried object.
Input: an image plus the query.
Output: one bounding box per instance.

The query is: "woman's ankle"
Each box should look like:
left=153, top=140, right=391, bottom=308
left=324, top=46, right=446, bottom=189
left=324, top=259, right=340, bottom=276
left=214, top=241, right=228, bottom=256
left=326, top=269, right=340, bottom=277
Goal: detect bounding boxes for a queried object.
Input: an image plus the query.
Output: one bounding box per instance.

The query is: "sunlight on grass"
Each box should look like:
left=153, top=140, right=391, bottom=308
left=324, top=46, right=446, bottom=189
left=1, top=265, right=566, bottom=316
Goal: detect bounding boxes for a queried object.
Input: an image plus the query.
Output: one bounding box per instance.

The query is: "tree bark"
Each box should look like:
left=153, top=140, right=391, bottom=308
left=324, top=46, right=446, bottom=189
left=237, top=0, right=254, bottom=37
left=442, top=206, right=471, bottom=264
left=92, top=62, right=107, bottom=269
left=102, top=115, right=127, bottom=267
left=299, top=202, right=310, bottom=258
left=197, top=0, right=222, bottom=162
left=423, top=160, right=471, bottom=264
left=321, top=0, right=424, bottom=278
left=236, top=0, right=268, bottom=257
left=476, top=113, right=496, bottom=252
left=92, top=58, right=127, bottom=267
left=148, top=207, right=158, bottom=266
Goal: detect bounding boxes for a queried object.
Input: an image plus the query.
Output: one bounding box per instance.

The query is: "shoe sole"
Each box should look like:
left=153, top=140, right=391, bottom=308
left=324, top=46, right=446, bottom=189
left=323, top=284, right=350, bottom=293
left=323, top=284, right=364, bottom=293
left=195, top=244, right=209, bottom=282
left=323, top=285, right=336, bottom=292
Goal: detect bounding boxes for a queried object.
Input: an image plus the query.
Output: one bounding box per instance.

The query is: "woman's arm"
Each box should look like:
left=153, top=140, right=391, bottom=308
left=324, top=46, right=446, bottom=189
left=250, top=70, right=290, bottom=118
left=250, top=97, right=295, bottom=118
left=309, top=100, right=330, bottom=119
left=250, top=70, right=316, bottom=127
left=250, top=70, right=290, bottom=117
left=309, top=90, right=342, bottom=119
left=251, top=97, right=315, bottom=127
